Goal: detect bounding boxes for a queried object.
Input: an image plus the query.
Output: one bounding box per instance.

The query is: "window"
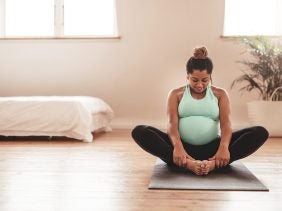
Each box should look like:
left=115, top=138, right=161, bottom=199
left=223, top=0, right=282, bottom=36
left=0, top=0, right=118, bottom=38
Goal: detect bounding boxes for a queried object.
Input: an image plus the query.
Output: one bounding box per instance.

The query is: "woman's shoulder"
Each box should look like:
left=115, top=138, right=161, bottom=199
left=168, top=86, right=186, bottom=101
left=168, top=86, right=186, bottom=96
left=211, top=85, right=229, bottom=99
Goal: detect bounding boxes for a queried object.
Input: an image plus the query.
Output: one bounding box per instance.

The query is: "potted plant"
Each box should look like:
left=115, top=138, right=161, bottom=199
left=231, top=36, right=282, bottom=136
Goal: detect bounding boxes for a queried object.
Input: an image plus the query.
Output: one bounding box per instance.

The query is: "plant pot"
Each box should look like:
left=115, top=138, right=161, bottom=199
left=247, top=101, right=282, bottom=137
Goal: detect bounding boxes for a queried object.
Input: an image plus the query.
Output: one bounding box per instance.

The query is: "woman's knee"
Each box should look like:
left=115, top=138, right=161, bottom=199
left=131, top=125, right=148, bottom=140
left=255, top=126, right=269, bottom=140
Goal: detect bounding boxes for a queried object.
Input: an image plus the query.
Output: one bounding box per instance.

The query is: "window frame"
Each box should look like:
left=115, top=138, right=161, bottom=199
left=0, top=0, right=120, bottom=40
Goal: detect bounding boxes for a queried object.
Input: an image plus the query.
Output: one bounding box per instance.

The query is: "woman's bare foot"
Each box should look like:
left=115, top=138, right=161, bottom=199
left=201, top=160, right=216, bottom=175
left=185, top=159, right=204, bottom=175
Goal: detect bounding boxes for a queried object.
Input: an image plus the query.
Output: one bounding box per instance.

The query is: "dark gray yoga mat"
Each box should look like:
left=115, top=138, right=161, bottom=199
left=149, top=159, right=268, bottom=191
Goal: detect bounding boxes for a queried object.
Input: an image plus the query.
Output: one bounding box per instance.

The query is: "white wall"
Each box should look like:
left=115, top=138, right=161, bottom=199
left=0, top=0, right=256, bottom=129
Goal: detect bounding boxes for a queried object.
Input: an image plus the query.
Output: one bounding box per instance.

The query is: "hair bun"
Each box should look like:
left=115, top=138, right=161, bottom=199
left=193, top=47, right=208, bottom=59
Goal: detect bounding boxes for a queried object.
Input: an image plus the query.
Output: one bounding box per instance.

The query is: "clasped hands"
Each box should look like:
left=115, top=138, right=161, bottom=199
left=208, top=145, right=230, bottom=168
left=173, top=144, right=230, bottom=171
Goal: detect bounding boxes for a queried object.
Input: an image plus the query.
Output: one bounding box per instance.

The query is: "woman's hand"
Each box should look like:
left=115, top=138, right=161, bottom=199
left=209, top=145, right=230, bottom=168
left=173, top=144, right=194, bottom=167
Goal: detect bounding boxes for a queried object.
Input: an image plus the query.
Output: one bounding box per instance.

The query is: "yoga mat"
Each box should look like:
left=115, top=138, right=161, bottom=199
left=149, top=159, right=268, bottom=191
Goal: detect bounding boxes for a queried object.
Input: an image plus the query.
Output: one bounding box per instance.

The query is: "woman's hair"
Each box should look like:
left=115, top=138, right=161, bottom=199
left=186, top=46, right=213, bottom=74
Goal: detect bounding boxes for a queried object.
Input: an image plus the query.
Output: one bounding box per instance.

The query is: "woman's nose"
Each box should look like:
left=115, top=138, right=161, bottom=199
left=196, top=83, right=204, bottom=87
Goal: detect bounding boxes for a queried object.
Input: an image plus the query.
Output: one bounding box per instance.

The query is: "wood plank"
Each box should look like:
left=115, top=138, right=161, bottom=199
left=0, top=130, right=281, bottom=211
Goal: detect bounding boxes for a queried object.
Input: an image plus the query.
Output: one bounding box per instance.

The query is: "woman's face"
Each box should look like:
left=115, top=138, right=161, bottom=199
left=187, top=69, right=211, bottom=94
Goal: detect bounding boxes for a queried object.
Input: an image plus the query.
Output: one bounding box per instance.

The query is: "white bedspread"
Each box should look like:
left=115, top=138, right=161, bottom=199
left=0, top=96, right=114, bottom=142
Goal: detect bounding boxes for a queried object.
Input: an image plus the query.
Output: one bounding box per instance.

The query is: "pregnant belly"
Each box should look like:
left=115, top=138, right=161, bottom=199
left=179, top=116, right=219, bottom=145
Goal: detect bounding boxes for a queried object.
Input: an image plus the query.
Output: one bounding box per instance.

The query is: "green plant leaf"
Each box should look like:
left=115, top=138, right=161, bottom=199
left=231, top=36, right=282, bottom=101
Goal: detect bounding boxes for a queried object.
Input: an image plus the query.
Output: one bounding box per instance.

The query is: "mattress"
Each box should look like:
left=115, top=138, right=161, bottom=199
left=0, top=96, right=114, bottom=142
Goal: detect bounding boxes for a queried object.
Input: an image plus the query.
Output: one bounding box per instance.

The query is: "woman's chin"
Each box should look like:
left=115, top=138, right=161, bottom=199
left=194, top=88, right=205, bottom=93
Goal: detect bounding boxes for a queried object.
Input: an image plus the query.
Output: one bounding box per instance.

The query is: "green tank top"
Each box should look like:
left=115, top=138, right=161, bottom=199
left=178, top=85, right=220, bottom=145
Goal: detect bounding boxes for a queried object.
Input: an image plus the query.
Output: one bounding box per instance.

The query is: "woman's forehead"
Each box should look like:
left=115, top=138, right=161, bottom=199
left=189, top=70, right=210, bottom=78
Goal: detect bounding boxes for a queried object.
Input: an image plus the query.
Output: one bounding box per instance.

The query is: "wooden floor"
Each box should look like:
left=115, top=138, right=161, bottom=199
left=0, top=130, right=281, bottom=211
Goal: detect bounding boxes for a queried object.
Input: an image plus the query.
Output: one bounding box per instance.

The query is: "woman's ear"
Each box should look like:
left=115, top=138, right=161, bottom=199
left=186, top=75, right=190, bottom=84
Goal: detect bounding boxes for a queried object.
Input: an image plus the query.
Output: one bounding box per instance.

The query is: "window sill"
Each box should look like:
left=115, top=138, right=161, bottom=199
left=0, top=35, right=122, bottom=40
left=220, top=35, right=282, bottom=39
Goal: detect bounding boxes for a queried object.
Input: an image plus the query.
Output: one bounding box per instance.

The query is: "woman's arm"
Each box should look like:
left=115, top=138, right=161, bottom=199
left=166, top=89, right=182, bottom=147
left=166, top=88, right=194, bottom=167
left=210, top=88, right=232, bottom=167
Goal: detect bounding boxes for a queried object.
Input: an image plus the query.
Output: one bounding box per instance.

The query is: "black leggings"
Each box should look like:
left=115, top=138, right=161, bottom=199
left=131, top=125, right=269, bottom=166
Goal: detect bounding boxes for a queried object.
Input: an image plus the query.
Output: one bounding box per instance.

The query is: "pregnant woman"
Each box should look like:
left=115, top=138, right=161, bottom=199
left=131, top=46, right=269, bottom=175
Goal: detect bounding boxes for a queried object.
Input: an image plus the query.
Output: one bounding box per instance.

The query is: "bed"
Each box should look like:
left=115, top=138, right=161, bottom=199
left=0, top=96, right=114, bottom=142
